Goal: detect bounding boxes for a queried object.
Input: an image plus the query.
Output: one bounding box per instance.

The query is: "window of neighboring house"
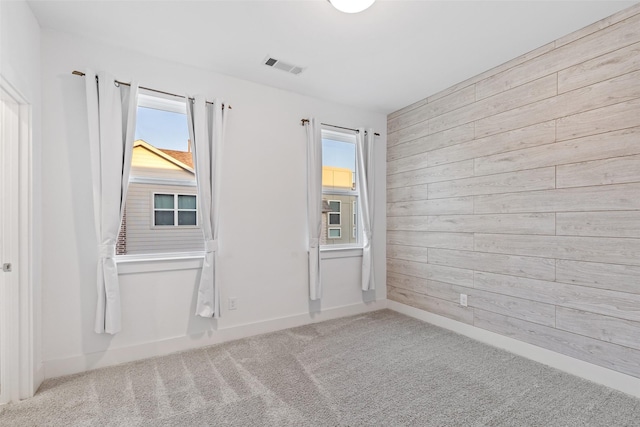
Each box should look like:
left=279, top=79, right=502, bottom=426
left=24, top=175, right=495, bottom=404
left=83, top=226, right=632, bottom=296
left=328, top=227, right=342, bottom=239
left=153, top=193, right=197, bottom=227
left=352, top=200, right=357, bottom=239
left=116, top=93, right=204, bottom=256
left=321, top=129, right=360, bottom=247
left=328, top=200, right=341, bottom=226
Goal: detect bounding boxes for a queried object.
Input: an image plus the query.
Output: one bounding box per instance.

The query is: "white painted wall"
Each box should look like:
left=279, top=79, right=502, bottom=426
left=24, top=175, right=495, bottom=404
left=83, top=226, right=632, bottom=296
left=40, top=29, right=387, bottom=377
left=0, top=0, right=43, bottom=393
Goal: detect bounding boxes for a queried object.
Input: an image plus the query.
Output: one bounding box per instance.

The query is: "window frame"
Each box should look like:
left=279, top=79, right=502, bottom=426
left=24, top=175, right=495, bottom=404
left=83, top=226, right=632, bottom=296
left=320, top=129, right=361, bottom=250
left=352, top=200, right=357, bottom=238
left=117, top=91, right=205, bottom=265
left=328, top=227, right=342, bottom=239
left=327, top=199, right=342, bottom=226
left=151, top=192, right=199, bottom=228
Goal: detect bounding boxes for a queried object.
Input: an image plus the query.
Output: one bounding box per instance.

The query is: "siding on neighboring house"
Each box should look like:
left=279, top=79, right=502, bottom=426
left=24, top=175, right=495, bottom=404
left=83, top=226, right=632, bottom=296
left=130, top=144, right=193, bottom=181
left=387, top=4, right=640, bottom=379
left=119, top=141, right=204, bottom=255
left=125, top=182, right=204, bottom=254
left=324, top=194, right=358, bottom=245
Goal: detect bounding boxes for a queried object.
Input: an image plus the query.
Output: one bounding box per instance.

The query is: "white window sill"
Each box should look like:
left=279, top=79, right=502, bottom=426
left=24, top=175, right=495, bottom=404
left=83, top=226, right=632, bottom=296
left=115, top=246, right=362, bottom=275
left=116, top=252, right=204, bottom=275
left=320, top=246, right=363, bottom=259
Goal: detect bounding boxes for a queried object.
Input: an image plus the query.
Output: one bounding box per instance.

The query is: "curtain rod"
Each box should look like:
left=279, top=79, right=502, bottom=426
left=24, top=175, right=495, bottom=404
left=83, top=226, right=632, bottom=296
left=300, top=119, right=380, bottom=136
left=71, top=71, right=232, bottom=109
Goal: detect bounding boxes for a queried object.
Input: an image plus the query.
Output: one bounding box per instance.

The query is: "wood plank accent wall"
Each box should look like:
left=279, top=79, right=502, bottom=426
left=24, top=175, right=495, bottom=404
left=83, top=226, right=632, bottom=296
left=386, top=4, right=640, bottom=379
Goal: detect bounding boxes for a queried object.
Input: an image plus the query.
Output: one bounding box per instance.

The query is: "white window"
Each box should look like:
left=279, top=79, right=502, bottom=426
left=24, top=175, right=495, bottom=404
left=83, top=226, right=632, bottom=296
left=328, top=228, right=342, bottom=239
left=321, top=129, right=360, bottom=247
left=328, top=200, right=341, bottom=226
left=117, top=93, right=204, bottom=256
left=153, top=193, right=197, bottom=227
left=352, top=200, right=357, bottom=238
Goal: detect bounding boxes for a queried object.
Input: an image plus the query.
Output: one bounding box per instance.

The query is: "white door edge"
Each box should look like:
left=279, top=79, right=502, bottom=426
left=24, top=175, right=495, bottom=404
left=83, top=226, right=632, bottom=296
left=0, top=74, right=35, bottom=404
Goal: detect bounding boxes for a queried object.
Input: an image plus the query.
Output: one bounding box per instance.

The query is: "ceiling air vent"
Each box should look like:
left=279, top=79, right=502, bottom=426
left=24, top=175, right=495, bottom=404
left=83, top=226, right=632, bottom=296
left=263, top=56, right=305, bottom=76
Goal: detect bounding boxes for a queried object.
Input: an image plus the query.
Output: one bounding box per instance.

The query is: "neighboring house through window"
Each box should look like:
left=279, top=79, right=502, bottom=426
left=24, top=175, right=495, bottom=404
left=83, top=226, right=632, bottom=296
left=321, top=129, right=360, bottom=246
left=116, top=93, right=204, bottom=255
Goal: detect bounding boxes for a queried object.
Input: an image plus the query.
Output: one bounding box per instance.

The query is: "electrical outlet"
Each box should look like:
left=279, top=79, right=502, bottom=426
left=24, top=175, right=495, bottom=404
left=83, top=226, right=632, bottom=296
left=228, top=297, right=238, bottom=310
left=460, top=293, right=468, bottom=307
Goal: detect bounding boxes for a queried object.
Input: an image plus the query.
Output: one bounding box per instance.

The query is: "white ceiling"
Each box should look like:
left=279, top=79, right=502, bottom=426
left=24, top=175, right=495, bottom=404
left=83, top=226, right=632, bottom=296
left=27, top=0, right=637, bottom=114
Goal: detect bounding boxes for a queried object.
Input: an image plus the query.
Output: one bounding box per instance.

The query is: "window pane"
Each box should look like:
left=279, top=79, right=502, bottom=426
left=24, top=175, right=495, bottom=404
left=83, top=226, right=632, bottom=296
left=178, top=195, right=196, bottom=209
left=322, top=194, right=358, bottom=246
left=154, top=194, right=174, bottom=209
left=136, top=105, right=190, bottom=151
left=119, top=94, right=204, bottom=256
left=178, top=211, right=197, bottom=226
left=154, top=211, right=174, bottom=226
left=329, top=212, right=341, bottom=225
left=320, top=130, right=360, bottom=248
left=328, top=228, right=341, bottom=238
left=322, top=138, right=356, bottom=191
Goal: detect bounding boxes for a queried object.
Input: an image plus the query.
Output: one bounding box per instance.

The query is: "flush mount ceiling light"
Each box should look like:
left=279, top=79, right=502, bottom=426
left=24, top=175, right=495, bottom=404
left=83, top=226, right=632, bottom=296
left=328, top=0, right=375, bottom=14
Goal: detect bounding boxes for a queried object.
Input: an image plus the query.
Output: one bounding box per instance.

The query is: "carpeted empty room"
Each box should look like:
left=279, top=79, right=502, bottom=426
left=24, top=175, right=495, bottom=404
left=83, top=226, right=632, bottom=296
left=3, top=1, right=640, bottom=425
left=2, top=311, right=640, bottom=426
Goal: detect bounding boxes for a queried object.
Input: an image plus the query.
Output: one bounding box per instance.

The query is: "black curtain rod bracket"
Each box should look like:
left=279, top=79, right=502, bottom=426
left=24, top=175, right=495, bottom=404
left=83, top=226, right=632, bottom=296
left=72, top=71, right=231, bottom=109
left=300, top=118, right=380, bottom=136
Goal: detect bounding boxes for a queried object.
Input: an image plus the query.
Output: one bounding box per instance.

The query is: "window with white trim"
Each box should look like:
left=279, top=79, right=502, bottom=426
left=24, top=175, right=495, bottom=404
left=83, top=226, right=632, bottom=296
left=352, top=200, right=357, bottom=239
left=328, top=200, right=341, bottom=226
left=328, top=227, right=342, bottom=239
left=321, top=129, right=360, bottom=247
left=153, top=193, right=197, bottom=227
left=117, top=93, right=204, bottom=256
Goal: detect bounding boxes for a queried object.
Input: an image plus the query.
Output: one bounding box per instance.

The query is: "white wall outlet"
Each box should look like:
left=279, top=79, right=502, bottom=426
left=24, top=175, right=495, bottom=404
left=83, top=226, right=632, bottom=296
left=460, top=293, right=468, bottom=307
left=228, top=297, right=238, bottom=310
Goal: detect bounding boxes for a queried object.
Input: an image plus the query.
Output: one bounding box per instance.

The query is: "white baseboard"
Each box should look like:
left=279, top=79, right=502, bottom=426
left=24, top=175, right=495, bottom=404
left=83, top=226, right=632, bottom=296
left=43, top=299, right=388, bottom=380
left=388, top=300, right=640, bottom=398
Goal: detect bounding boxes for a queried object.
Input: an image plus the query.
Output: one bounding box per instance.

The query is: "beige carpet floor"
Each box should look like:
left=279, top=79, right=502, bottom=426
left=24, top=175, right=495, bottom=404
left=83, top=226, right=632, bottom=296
left=2, top=309, right=640, bottom=426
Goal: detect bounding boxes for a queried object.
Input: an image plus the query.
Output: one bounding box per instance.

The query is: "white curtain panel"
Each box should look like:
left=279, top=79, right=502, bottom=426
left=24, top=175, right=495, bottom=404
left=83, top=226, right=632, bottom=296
left=356, top=128, right=376, bottom=291
left=305, top=119, right=323, bottom=300
left=186, top=96, right=227, bottom=318
left=85, top=69, right=138, bottom=334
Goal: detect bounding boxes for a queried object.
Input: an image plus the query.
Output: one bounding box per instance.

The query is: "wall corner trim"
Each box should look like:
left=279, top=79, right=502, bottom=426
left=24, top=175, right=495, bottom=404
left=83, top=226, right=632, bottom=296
left=388, top=300, right=640, bottom=399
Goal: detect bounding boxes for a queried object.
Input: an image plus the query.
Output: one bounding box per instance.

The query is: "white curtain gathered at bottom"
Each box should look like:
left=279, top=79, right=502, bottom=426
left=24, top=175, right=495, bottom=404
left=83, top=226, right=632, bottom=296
left=186, top=95, right=227, bottom=318
left=356, top=128, right=376, bottom=291
left=305, top=118, right=323, bottom=300
left=85, top=69, right=138, bottom=334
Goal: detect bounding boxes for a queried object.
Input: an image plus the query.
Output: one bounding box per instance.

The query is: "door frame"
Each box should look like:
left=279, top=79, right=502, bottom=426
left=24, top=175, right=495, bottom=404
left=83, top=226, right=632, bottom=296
left=1, top=74, right=35, bottom=404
